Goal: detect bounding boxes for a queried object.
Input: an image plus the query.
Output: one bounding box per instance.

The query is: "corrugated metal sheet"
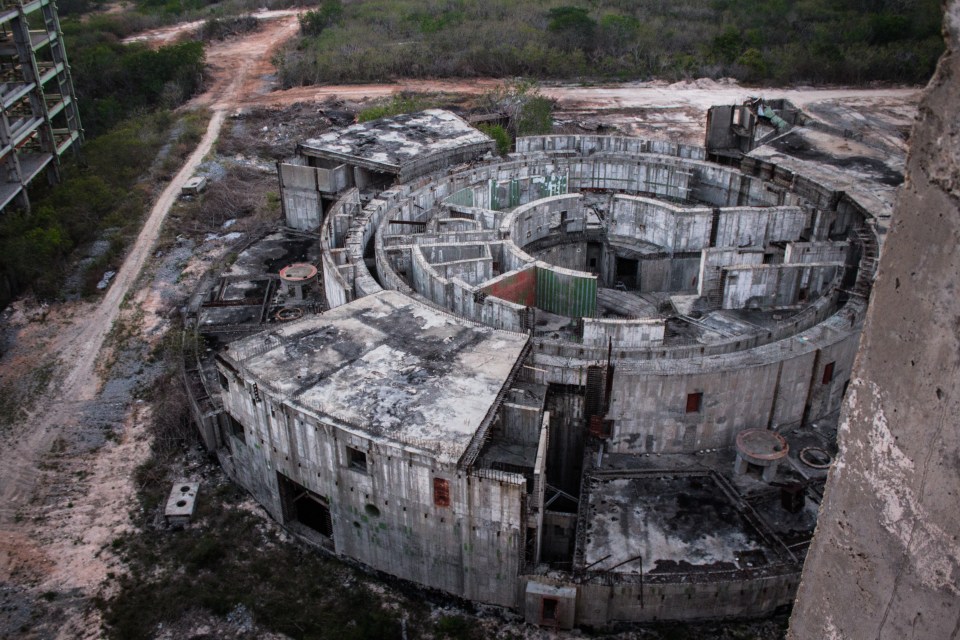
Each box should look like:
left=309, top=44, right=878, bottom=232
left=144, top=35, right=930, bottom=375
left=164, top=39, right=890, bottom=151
left=446, top=187, right=475, bottom=207
left=536, top=267, right=597, bottom=318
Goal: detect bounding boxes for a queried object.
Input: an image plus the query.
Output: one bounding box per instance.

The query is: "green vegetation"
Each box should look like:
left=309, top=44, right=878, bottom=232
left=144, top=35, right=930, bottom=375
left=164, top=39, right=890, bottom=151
left=0, top=110, right=208, bottom=307
left=103, top=481, right=412, bottom=638
left=63, top=22, right=205, bottom=137
left=0, top=9, right=211, bottom=309
left=299, top=0, right=344, bottom=36
left=356, top=94, right=442, bottom=122
left=275, top=0, right=943, bottom=86
left=479, top=123, right=510, bottom=155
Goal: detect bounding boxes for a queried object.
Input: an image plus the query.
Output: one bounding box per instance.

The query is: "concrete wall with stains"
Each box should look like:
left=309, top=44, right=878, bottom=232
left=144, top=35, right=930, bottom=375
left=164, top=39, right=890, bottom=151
left=609, top=195, right=712, bottom=251
left=215, top=361, right=527, bottom=609
left=789, top=6, right=960, bottom=638
left=604, top=326, right=860, bottom=454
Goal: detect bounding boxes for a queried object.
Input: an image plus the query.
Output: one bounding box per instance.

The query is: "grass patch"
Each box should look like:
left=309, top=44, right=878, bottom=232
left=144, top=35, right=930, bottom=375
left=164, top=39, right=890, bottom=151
left=357, top=93, right=450, bottom=122
left=103, top=473, right=418, bottom=638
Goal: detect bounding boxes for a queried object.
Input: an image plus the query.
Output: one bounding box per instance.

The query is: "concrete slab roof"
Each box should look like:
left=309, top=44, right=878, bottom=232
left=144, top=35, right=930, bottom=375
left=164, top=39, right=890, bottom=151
left=226, top=290, right=528, bottom=464
left=299, top=109, right=492, bottom=174
left=747, top=127, right=902, bottom=221
left=581, top=472, right=777, bottom=575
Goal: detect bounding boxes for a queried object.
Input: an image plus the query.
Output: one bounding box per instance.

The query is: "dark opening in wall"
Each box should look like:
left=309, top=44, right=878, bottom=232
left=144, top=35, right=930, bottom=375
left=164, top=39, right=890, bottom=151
left=541, top=597, right=559, bottom=625
left=217, top=370, right=229, bottom=390
left=686, top=392, right=703, bottom=413
left=347, top=446, right=368, bottom=472
left=822, top=361, right=835, bottom=385
left=525, top=526, right=538, bottom=564
left=277, top=472, right=333, bottom=539
left=615, top=256, right=639, bottom=289
left=433, top=477, right=450, bottom=507
left=226, top=412, right=246, bottom=444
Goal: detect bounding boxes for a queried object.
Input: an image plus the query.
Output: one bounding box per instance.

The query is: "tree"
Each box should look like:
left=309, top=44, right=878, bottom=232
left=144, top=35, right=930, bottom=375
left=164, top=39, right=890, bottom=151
left=299, top=0, right=343, bottom=37
left=478, top=124, right=511, bottom=155
left=547, top=6, right=597, bottom=52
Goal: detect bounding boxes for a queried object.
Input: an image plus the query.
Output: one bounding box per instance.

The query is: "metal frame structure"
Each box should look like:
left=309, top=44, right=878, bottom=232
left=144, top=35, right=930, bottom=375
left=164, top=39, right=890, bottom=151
left=0, top=0, right=81, bottom=211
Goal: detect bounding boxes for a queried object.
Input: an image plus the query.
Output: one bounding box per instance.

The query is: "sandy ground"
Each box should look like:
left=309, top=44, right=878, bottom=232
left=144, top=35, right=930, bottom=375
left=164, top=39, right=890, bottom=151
left=122, top=8, right=301, bottom=46
left=0, top=9, right=925, bottom=638
left=0, top=12, right=295, bottom=639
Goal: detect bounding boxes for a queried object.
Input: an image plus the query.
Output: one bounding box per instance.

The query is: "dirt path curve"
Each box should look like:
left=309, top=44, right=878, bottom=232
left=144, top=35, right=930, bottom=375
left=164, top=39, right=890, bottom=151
left=0, top=113, right=222, bottom=521
left=0, top=9, right=298, bottom=525
left=0, top=17, right=300, bottom=631
left=122, top=8, right=300, bottom=46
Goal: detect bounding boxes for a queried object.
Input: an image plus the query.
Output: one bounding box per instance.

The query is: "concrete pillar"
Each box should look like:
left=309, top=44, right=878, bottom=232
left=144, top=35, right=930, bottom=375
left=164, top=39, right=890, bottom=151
left=789, top=5, right=960, bottom=638
left=761, top=462, right=777, bottom=483
left=734, top=453, right=748, bottom=475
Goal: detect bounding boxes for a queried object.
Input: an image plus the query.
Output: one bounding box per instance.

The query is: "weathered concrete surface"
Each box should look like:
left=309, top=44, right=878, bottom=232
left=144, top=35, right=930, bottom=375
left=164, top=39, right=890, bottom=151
left=789, top=5, right=960, bottom=639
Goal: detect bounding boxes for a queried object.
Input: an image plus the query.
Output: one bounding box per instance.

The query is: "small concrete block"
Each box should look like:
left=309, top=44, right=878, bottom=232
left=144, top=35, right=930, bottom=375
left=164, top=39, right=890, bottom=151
left=525, top=582, right=577, bottom=629
left=164, top=481, right=199, bottom=527
left=182, top=176, right=207, bottom=195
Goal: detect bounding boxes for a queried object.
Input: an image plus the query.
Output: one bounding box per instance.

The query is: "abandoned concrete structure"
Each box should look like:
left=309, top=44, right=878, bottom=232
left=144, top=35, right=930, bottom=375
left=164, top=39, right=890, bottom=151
left=185, top=103, right=898, bottom=628
left=278, top=109, right=493, bottom=231
left=0, top=0, right=81, bottom=211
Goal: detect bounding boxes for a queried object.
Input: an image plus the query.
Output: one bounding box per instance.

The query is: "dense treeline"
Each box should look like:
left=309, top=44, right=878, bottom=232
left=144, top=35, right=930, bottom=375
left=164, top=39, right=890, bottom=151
left=63, top=21, right=205, bottom=137
left=275, top=0, right=944, bottom=86
left=0, top=16, right=207, bottom=308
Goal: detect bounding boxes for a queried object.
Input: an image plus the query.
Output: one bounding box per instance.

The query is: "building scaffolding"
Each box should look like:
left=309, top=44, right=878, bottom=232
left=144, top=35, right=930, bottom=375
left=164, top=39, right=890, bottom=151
left=0, top=0, right=81, bottom=212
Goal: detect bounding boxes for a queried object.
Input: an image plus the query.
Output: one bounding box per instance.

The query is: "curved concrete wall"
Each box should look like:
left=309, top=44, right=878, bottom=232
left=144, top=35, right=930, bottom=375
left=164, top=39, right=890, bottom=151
left=302, top=135, right=883, bottom=626
left=216, top=359, right=526, bottom=607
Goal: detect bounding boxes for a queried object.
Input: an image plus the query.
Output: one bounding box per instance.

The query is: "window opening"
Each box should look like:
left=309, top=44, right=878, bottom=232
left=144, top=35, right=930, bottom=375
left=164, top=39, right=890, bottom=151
left=347, top=446, right=368, bottom=472
left=822, top=362, right=835, bottom=385
left=686, top=392, right=703, bottom=413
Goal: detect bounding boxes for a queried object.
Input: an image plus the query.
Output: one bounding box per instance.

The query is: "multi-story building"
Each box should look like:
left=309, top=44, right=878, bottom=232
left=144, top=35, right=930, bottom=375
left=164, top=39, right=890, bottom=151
left=0, top=0, right=81, bottom=211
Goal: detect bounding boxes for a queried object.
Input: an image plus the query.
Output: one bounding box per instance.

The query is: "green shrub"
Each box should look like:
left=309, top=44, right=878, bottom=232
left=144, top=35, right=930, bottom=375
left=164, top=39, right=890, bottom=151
left=478, top=124, right=511, bottom=155
left=299, top=0, right=343, bottom=36
left=357, top=94, right=438, bottom=122
left=274, top=0, right=944, bottom=87
left=516, top=96, right=553, bottom=136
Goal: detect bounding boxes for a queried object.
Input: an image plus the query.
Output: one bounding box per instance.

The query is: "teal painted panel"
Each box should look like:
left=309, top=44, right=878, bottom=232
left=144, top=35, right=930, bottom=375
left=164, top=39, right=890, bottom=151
left=446, top=187, right=474, bottom=207
left=488, top=179, right=500, bottom=210
left=535, top=267, right=597, bottom=318
left=535, top=173, right=568, bottom=199
left=509, top=179, right=521, bottom=208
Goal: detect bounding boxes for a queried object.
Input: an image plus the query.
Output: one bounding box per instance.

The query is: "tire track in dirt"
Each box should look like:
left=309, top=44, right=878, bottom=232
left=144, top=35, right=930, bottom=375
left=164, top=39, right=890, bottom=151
left=0, top=13, right=299, bottom=635
left=0, top=7, right=298, bottom=533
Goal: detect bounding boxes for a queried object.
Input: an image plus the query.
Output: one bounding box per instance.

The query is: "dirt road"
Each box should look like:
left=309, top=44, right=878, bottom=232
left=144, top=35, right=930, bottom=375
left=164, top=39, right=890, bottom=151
left=0, top=11, right=299, bottom=639
left=243, top=76, right=918, bottom=111
left=122, top=8, right=301, bottom=46
left=0, top=7, right=297, bottom=523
